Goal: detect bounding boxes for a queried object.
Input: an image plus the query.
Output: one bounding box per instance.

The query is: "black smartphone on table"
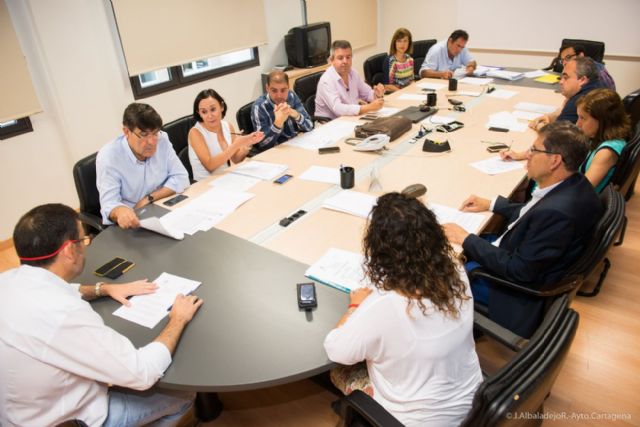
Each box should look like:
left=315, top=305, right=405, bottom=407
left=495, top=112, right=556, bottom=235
left=297, top=282, right=317, bottom=309
left=104, top=260, right=135, bottom=279
left=94, top=257, right=126, bottom=277
left=163, top=194, right=188, bottom=206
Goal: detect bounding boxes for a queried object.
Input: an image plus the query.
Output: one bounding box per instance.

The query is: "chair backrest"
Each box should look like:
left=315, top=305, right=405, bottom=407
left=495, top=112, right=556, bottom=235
left=551, top=39, right=606, bottom=73
left=363, top=53, right=387, bottom=86
left=610, top=128, right=640, bottom=200
left=292, top=70, right=325, bottom=105
left=462, top=295, right=578, bottom=426
left=623, top=88, right=640, bottom=136
left=235, top=101, right=255, bottom=135
left=411, top=39, right=437, bottom=78
left=305, top=94, right=316, bottom=117
left=161, top=114, right=196, bottom=156
left=178, top=146, right=194, bottom=183
left=72, top=152, right=100, bottom=219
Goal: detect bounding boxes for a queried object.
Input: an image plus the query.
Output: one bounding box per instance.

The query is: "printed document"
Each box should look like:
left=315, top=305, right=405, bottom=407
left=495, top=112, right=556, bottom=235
left=113, top=272, right=201, bottom=328
left=209, top=173, right=260, bottom=192
left=299, top=166, right=340, bottom=184
left=284, top=120, right=356, bottom=151
left=322, top=190, right=377, bottom=218
left=487, top=89, right=518, bottom=99
left=470, top=156, right=525, bottom=175
left=139, top=216, right=184, bottom=240
left=428, top=203, right=486, bottom=234
left=305, top=248, right=371, bottom=293
left=231, top=161, right=288, bottom=181
left=459, top=76, right=494, bottom=86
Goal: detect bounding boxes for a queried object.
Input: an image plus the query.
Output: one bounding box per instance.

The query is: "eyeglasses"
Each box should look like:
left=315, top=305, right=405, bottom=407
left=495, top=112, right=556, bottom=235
left=131, top=129, right=161, bottom=140
left=528, top=145, right=560, bottom=156
left=72, top=235, right=94, bottom=247
left=18, top=234, right=94, bottom=262
left=560, top=53, right=577, bottom=64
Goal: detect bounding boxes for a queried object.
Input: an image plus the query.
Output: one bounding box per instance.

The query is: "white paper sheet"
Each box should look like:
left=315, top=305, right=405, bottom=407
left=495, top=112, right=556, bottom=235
left=459, top=77, right=494, bottom=86
left=284, top=120, right=356, bottom=151
left=322, top=190, right=377, bottom=218
left=513, top=110, right=542, bottom=121
left=113, top=272, right=201, bottom=328
left=428, top=203, right=486, bottom=234
left=426, top=115, right=456, bottom=125
left=185, top=188, right=255, bottom=217
left=473, top=65, right=502, bottom=76
left=139, top=216, right=184, bottom=240
left=416, top=82, right=447, bottom=91
left=298, top=166, right=340, bottom=184
left=470, top=156, right=525, bottom=175
left=377, top=107, right=400, bottom=117
left=486, top=111, right=528, bottom=132
left=486, top=70, right=524, bottom=81
left=513, top=102, right=557, bottom=114
left=523, top=70, right=547, bottom=78
left=456, top=90, right=482, bottom=97
left=231, top=161, right=288, bottom=181
left=305, top=248, right=371, bottom=293
left=398, top=93, right=427, bottom=101
left=208, top=173, right=260, bottom=192
left=487, top=89, right=518, bottom=99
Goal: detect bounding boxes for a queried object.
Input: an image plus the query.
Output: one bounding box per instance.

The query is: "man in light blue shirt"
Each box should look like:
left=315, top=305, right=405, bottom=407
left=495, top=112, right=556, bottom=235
left=96, top=103, right=189, bottom=228
left=420, top=30, right=477, bottom=79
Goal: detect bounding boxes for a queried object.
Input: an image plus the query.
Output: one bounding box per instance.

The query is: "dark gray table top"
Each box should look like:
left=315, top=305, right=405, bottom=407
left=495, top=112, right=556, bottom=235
left=490, top=67, right=561, bottom=90
left=78, top=206, right=347, bottom=392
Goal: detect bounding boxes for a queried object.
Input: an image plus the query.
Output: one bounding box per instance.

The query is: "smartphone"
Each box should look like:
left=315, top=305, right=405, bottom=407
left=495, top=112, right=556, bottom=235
left=487, top=143, right=509, bottom=153
left=448, top=98, right=463, bottom=106
left=94, top=257, right=126, bottom=277
left=163, top=194, right=188, bottom=206
left=104, top=260, right=135, bottom=279
left=318, top=146, right=340, bottom=154
left=297, top=282, right=317, bottom=309
left=489, top=126, right=509, bottom=132
left=274, top=174, right=293, bottom=184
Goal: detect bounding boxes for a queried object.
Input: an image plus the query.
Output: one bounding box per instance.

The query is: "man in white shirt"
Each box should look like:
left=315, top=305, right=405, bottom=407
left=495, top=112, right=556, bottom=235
left=0, top=204, right=203, bottom=426
left=419, top=29, right=477, bottom=79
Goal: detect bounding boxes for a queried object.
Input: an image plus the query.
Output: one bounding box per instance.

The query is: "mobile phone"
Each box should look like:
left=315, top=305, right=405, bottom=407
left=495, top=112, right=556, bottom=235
left=489, top=126, right=509, bottom=132
left=163, top=194, right=188, bottom=206
left=104, top=260, right=135, bottom=279
left=94, top=257, right=126, bottom=277
left=274, top=174, right=293, bottom=184
left=448, top=98, right=463, bottom=106
left=297, top=282, right=317, bottom=309
left=318, top=146, right=340, bottom=154
left=487, top=144, right=509, bottom=153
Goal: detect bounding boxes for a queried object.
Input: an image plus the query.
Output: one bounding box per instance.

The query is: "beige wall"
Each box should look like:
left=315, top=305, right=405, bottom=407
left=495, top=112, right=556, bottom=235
left=1, top=0, right=639, bottom=240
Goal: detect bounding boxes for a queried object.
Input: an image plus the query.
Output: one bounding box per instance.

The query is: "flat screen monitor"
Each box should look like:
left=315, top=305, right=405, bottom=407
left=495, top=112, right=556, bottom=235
left=284, top=22, right=331, bottom=68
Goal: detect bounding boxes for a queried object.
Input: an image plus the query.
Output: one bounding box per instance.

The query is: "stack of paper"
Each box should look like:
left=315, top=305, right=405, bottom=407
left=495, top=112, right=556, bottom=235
left=284, top=120, right=356, bottom=151
left=305, top=248, right=371, bottom=293
left=139, top=216, right=185, bottom=240
left=523, top=70, right=547, bottom=79
left=470, top=156, right=525, bottom=175
left=459, top=76, right=494, bottom=86
left=299, top=166, right=340, bottom=184
left=231, top=161, right=288, bottom=181
left=113, top=272, right=201, bottom=328
left=473, top=65, right=502, bottom=77
left=428, top=203, right=486, bottom=234
left=322, top=190, right=377, bottom=218
left=486, top=69, right=524, bottom=81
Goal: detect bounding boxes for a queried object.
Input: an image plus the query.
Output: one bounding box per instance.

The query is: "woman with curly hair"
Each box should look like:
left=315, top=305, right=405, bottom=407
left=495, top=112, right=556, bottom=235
left=324, top=192, right=482, bottom=426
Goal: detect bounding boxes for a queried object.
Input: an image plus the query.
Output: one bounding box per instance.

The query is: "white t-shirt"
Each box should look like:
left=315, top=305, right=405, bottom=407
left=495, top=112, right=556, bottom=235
left=188, top=121, right=232, bottom=181
left=324, top=269, right=482, bottom=427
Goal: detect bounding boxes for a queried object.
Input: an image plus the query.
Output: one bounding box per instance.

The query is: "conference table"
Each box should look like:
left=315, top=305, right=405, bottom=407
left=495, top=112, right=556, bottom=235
left=77, top=72, right=563, bottom=417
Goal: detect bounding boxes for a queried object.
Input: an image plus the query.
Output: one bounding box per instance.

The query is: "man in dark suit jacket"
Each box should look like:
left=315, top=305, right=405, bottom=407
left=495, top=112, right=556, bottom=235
left=444, top=122, right=602, bottom=337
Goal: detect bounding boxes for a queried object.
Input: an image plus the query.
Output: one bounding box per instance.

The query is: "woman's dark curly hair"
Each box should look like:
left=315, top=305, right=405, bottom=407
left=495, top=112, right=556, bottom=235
left=363, top=192, right=469, bottom=318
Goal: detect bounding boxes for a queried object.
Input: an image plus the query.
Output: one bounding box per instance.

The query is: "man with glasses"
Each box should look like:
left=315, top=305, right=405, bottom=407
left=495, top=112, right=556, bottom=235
left=0, top=204, right=203, bottom=426
left=556, top=42, right=615, bottom=90
left=529, top=57, right=603, bottom=130
left=443, top=122, right=602, bottom=337
left=97, top=103, right=189, bottom=228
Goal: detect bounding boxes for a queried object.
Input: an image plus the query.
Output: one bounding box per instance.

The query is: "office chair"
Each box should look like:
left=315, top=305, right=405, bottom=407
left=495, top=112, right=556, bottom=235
left=305, top=94, right=331, bottom=125
left=162, top=114, right=196, bottom=156
left=235, top=102, right=255, bottom=135
left=611, top=125, right=640, bottom=202
left=337, top=295, right=578, bottom=427
left=178, top=146, right=195, bottom=184
left=363, top=52, right=387, bottom=87
left=72, top=152, right=105, bottom=234
left=545, top=39, right=606, bottom=73
left=411, top=39, right=437, bottom=78
left=292, top=70, right=325, bottom=105
left=622, top=88, right=640, bottom=141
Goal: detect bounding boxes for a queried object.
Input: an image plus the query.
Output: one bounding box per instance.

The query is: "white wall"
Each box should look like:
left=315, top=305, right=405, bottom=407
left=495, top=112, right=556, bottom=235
left=1, top=0, right=639, bottom=240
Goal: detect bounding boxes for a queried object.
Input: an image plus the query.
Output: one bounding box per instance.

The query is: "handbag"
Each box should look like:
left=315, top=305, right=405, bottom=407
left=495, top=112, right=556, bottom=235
left=354, top=116, right=412, bottom=141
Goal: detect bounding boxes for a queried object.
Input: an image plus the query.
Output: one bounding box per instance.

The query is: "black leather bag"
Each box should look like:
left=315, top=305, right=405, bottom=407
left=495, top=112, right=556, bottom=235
left=354, top=116, right=412, bottom=141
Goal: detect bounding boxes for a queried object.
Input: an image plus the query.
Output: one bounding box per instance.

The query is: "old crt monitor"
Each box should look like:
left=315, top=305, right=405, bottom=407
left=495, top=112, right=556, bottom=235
left=284, top=22, right=331, bottom=68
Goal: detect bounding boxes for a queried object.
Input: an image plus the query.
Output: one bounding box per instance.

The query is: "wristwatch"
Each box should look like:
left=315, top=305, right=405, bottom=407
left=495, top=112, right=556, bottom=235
left=95, top=282, right=104, bottom=298
left=147, top=193, right=155, bottom=203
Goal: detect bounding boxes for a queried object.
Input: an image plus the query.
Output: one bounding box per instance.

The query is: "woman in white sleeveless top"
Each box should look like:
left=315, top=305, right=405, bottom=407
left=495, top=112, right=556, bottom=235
left=188, top=89, right=263, bottom=181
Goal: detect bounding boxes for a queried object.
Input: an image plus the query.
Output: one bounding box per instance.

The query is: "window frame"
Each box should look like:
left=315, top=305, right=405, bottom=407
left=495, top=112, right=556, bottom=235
left=0, top=117, right=33, bottom=140
left=130, top=47, right=260, bottom=99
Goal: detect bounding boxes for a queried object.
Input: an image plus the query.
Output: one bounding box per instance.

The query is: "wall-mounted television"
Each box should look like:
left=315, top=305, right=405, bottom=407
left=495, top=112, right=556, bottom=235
left=284, top=22, right=331, bottom=69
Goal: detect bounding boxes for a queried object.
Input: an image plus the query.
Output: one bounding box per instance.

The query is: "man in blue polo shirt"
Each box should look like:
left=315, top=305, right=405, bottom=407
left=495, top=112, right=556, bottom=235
left=96, top=103, right=189, bottom=229
left=419, top=29, right=477, bottom=79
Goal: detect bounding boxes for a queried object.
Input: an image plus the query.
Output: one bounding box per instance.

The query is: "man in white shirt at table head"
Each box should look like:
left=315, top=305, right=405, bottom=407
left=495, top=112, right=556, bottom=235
left=0, top=203, right=203, bottom=427
left=315, top=39, right=385, bottom=120
left=419, top=29, right=477, bottom=79
left=97, top=103, right=190, bottom=229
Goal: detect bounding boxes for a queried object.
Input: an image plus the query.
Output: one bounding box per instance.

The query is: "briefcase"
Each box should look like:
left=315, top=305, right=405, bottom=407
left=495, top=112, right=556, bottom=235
left=354, top=116, right=412, bottom=141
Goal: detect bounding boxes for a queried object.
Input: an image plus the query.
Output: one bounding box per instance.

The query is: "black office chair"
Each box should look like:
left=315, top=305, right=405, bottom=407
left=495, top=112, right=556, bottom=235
left=162, top=114, right=196, bottom=156
left=305, top=94, right=331, bottom=126
left=178, top=146, right=195, bottom=184
left=411, top=39, right=437, bottom=78
left=72, top=152, right=105, bottom=234
left=622, top=88, right=640, bottom=142
left=610, top=125, right=640, bottom=202
left=292, top=70, right=325, bottom=105
left=363, top=52, right=387, bottom=87
left=337, top=295, right=578, bottom=427
left=545, top=39, right=606, bottom=73
left=235, top=102, right=255, bottom=135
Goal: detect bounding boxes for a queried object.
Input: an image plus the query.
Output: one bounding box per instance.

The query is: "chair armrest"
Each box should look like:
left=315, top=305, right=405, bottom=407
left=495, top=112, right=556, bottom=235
left=78, top=212, right=106, bottom=233
left=474, top=310, right=528, bottom=352
left=340, top=390, right=404, bottom=427
left=469, top=269, right=582, bottom=297
left=312, top=115, right=332, bottom=125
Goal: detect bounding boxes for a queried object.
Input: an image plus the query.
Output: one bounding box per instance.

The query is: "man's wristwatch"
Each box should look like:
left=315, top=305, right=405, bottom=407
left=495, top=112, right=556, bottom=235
left=147, top=194, right=155, bottom=203
left=95, top=282, right=104, bottom=298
